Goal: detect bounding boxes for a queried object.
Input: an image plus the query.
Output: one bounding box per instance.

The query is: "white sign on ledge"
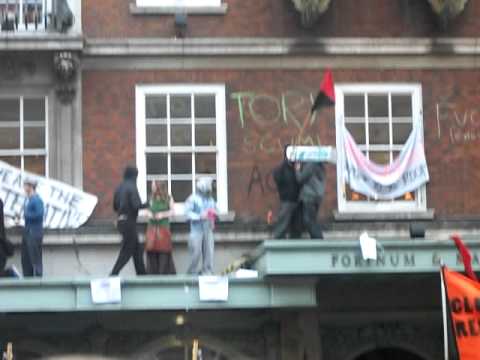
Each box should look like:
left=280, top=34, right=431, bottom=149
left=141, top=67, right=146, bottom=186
left=90, top=277, right=122, bottom=305
left=198, top=276, right=229, bottom=302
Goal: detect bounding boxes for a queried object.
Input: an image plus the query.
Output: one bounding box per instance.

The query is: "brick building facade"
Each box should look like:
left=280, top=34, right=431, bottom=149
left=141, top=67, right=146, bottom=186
left=0, top=0, right=479, bottom=359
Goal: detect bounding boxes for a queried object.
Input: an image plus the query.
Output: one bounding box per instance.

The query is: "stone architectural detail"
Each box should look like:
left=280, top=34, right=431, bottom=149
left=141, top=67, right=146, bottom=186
left=428, top=0, right=469, bottom=26
left=322, top=322, right=443, bottom=360
left=53, top=51, right=78, bottom=104
left=291, top=0, right=331, bottom=28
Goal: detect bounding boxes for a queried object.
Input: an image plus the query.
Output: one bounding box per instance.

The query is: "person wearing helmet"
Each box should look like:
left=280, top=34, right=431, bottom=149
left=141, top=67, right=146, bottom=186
left=184, top=177, right=218, bottom=275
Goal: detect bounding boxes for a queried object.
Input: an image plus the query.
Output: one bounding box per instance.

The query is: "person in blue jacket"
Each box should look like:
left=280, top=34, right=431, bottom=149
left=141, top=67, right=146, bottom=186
left=22, top=178, right=44, bottom=277
left=184, top=177, right=217, bottom=275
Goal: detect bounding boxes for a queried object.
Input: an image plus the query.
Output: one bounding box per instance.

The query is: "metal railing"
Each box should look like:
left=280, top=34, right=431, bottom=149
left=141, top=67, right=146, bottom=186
left=0, top=0, right=74, bottom=33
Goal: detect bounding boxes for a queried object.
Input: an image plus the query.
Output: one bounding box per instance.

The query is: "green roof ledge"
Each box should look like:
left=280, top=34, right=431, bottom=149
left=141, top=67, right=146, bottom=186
left=0, top=275, right=316, bottom=313
left=252, top=239, right=480, bottom=276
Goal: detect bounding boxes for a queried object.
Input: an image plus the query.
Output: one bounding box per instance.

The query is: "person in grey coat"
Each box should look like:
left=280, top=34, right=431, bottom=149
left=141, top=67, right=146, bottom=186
left=295, top=162, right=325, bottom=239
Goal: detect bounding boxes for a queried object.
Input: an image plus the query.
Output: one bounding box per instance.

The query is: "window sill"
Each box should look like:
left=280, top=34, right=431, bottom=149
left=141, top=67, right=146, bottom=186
left=333, top=209, right=435, bottom=222
left=138, top=211, right=236, bottom=224
left=130, top=3, right=228, bottom=15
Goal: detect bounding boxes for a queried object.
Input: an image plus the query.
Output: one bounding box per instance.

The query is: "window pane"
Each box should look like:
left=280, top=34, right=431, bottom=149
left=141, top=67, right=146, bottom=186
left=172, top=180, right=191, bottom=202
left=146, top=124, right=167, bottom=146
left=146, top=95, right=167, bottom=119
left=171, top=124, right=191, bottom=146
left=392, top=123, right=413, bottom=145
left=196, top=153, right=216, bottom=174
left=369, top=151, right=391, bottom=165
left=195, top=124, right=216, bottom=146
left=368, top=95, right=388, bottom=117
left=23, top=2, right=44, bottom=25
left=344, top=95, right=364, bottom=117
left=0, top=99, right=20, bottom=122
left=194, top=94, right=216, bottom=118
left=346, top=184, right=367, bottom=201
left=0, top=156, right=20, bottom=168
left=24, top=127, right=45, bottom=148
left=146, top=153, right=167, bottom=175
left=0, top=127, right=20, bottom=149
left=346, top=123, right=366, bottom=144
left=24, top=155, right=46, bottom=176
left=369, top=123, right=389, bottom=145
left=24, top=98, right=45, bottom=122
left=171, top=95, right=191, bottom=118
left=392, top=95, right=412, bottom=117
left=171, top=153, right=192, bottom=174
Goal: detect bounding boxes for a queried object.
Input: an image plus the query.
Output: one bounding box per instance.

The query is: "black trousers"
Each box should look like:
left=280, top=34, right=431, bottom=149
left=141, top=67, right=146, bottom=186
left=302, top=199, right=324, bottom=239
left=21, top=231, right=43, bottom=277
left=273, top=202, right=303, bottom=239
left=111, top=220, right=146, bottom=276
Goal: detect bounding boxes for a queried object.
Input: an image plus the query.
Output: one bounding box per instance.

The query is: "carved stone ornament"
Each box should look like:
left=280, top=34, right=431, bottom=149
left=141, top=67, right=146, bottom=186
left=428, top=0, right=469, bottom=27
left=291, top=0, right=331, bottom=28
left=53, top=51, right=78, bottom=105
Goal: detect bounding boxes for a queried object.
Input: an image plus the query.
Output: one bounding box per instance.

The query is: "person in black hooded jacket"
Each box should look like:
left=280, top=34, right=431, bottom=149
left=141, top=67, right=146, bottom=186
left=110, top=166, right=147, bottom=276
left=272, top=146, right=302, bottom=239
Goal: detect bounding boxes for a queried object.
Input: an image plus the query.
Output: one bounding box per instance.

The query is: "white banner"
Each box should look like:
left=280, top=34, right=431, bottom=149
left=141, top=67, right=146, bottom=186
left=343, top=125, right=429, bottom=200
left=0, top=161, right=98, bottom=229
left=286, top=146, right=337, bottom=163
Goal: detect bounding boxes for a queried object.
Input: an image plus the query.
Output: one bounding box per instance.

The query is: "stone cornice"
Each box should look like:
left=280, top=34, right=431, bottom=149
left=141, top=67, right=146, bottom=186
left=0, top=33, right=83, bottom=51
left=84, top=37, right=480, bottom=57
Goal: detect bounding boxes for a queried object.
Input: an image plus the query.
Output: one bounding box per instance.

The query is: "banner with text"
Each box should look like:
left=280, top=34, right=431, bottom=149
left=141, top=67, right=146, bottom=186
left=343, top=124, right=429, bottom=200
left=443, top=267, right=480, bottom=360
left=0, top=161, right=98, bottom=229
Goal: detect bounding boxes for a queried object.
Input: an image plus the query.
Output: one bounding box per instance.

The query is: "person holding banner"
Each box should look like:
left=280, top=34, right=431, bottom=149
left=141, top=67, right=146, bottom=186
left=295, top=162, right=325, bottom=239
left=111, top=166, right=147, bottom=276
left=272, top=145, right=302, bottom=239
left=21, top=179, right=45, bottom=277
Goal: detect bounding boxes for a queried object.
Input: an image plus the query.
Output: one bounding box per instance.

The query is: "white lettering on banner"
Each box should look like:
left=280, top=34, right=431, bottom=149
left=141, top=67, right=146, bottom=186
left=0, top=161, right=98, bottom=229
left=343, top=125, right=430, bottom=200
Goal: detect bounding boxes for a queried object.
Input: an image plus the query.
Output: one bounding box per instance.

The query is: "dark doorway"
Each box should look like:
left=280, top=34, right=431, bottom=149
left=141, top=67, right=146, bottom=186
left=355, top=348, right=425, bottom=360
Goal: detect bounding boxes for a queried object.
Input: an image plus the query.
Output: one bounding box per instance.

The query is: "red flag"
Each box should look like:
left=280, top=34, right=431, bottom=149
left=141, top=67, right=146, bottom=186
left=310, top=69, right=335, bottom=113
left=452, top=234, right=478, bottom=282
left=443, top=267, right=480, bottom=360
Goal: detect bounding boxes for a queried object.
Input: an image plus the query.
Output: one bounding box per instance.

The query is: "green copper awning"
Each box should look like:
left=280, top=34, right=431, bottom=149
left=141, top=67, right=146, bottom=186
left=253, top=239, right=480, bottom=276
left=0, top=275, right=316, bottom=313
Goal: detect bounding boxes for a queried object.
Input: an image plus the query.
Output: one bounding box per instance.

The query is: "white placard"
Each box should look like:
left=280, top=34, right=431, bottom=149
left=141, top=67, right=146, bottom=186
left=359, top=232, right=377, bottom=261
left=90, top=277, right=122, bottom=304
left=0, top=161, right=98, bottom=229
left=198, top=276, right=229, bottom=302
left=286, top=146, right=336, bottom=163
left=234, top=269, right=259, bottom=279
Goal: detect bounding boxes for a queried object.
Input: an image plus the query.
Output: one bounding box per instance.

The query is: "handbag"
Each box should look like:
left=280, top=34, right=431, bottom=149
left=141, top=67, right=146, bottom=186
left=145, top=225, right=172, bottom=253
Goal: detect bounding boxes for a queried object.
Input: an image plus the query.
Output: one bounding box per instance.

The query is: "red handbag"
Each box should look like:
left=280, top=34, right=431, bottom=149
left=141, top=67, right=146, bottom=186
left=145, top=225, right=172, bottom=252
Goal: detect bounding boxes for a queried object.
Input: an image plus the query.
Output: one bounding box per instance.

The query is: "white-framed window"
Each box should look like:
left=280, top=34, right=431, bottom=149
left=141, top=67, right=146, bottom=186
left=136, top=84, right=228, bottom=214
left=0, top=96, right=48, bottom=176
left=335, top=84, right=427, bottom=213
left=0, top=0, right=51, bottom=31
left=136, top=0, right=221, bottom=7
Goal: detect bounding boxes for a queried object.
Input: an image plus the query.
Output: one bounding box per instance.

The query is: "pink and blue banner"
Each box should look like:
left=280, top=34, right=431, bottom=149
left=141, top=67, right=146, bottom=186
left=343, top=125, right=429, bottom=200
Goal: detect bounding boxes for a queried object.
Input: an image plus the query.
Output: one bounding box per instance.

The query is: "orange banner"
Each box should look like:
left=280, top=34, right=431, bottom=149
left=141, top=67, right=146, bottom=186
left=443, top=267, right=480, bottom=360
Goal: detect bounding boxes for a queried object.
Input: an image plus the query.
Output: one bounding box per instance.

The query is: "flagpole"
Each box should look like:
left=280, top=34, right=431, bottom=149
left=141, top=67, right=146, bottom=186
left=440, top=265, right=449, bottom=360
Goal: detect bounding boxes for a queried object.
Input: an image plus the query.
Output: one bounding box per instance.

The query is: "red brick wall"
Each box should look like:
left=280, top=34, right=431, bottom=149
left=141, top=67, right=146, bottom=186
left=83, top=69, right=480, bottom=221
left=83, top=0, right=479, bottom=39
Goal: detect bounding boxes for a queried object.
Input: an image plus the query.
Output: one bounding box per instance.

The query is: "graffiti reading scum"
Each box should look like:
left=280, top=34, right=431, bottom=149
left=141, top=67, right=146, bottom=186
left=231, top=90, right=325, bottom=153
